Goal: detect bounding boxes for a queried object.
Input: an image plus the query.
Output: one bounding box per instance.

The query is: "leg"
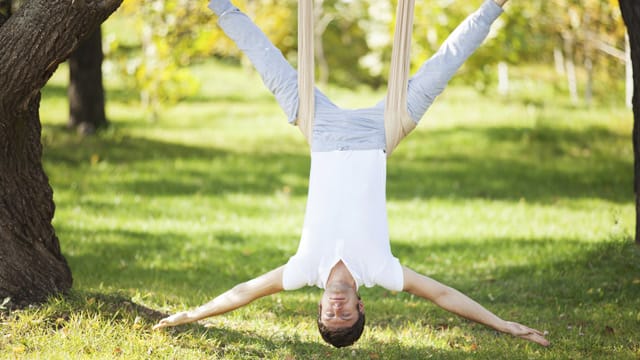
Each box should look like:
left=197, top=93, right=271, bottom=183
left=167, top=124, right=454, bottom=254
left=406, top=0, right=504, bottom=123
left=209, top=1, right=300, bottom=128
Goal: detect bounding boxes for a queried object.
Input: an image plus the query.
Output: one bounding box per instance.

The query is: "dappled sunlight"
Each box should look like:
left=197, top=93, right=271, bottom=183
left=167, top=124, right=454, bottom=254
left=29, top=56, right=638, bottom=358
left=389, top=124, right=632, bottom=204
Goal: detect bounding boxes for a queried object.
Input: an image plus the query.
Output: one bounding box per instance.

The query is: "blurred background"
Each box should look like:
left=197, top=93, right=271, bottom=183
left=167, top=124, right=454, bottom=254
left=98, top=0, right=631, bottom=118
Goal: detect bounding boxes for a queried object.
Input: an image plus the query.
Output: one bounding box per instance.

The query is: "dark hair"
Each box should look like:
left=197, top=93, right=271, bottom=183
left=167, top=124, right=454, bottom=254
left=316, top=301, right=365, bottom=348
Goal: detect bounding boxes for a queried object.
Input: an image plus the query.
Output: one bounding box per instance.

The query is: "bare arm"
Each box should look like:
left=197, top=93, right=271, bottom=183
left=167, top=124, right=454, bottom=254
left=493, top=0, right=508, bottom=6
left=402, top=266, right=549, bottom=346
left=153, top=266, right=285, bottom=329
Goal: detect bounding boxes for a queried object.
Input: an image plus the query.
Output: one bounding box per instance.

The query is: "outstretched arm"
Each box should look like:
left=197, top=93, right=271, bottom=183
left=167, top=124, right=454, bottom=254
left=402, top=266, right=549, bottom=346
left=153, top=266, right=285, bottom=329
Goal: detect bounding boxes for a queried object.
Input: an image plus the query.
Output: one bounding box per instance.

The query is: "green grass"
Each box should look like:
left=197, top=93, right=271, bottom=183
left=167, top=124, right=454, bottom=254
left=1, top=58, right=638, bottom=359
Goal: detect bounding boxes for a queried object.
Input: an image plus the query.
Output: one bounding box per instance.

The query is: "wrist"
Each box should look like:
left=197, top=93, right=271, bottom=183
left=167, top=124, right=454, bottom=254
left=495, top=319, right=511, bottom=334
left=186, top=309, right=205, bottom=322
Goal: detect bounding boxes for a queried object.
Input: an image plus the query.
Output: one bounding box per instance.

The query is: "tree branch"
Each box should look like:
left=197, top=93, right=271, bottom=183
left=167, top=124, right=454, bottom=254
left=0, top=0, right=122, bottom=111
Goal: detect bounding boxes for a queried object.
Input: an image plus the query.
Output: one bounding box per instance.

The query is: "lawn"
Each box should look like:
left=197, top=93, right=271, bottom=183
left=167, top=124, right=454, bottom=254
left=0, top=56, right=638, bottom=359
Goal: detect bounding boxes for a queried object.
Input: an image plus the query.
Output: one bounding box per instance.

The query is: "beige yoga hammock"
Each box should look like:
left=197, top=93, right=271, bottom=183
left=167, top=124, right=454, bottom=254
left=297, top=0, right=417, bottom=155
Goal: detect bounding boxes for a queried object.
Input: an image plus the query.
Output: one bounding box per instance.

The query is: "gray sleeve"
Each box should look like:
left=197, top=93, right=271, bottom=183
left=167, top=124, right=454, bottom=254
left=209, top=0, right=299, bottom=124
left=406, top=0, right=504, bottom=122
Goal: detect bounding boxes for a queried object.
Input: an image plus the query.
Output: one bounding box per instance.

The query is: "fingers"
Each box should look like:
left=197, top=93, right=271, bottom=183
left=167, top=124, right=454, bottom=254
left=505, top=322, right=550, bottom=347
left=516, top=325, right=544, bottom=336
left=152, top=311, right=195, bottom=330
left=153, top=318, right=175, bottom=330
left=152, top=320, right=169, bottom=330
left=518, top=331, right=550, bottom=347
left=528, top=327, right=547, bottom=337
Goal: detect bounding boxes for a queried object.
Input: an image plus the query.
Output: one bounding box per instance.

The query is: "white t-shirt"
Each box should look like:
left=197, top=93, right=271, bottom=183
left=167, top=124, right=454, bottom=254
left=282, top=149, right=404, bottom=292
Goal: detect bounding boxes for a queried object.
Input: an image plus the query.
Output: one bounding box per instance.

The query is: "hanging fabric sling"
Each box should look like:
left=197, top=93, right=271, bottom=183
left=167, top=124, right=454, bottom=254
left=297, top=0, right=416, bottom=155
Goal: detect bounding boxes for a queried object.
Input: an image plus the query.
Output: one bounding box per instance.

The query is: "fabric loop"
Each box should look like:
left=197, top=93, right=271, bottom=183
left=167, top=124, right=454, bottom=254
left=385, top=0, right=416, bottom=155
left=297, top=0, right=315, bottom=144
left=298, top=0, right=416, bottom=154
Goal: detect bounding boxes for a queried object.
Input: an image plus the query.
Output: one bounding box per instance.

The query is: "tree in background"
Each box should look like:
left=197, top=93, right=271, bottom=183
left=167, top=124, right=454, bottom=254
left=109, top=0, right=219, bottom=119
left=68, top=27, right=108, bottom=135
left=619, top=0, right=640, bottom=245
left=108, top=0, right=339, bottom=118
left=0, top=0, right=122, bottom=307
left=0, top=0, right=10, bottom=23
left=105, top=0, right=629, bottom=109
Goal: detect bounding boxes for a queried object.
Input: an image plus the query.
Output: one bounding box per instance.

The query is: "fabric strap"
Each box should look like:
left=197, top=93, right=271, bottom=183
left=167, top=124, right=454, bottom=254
left=297, top=0, right=416, bottom=154
left=297, top=0, right=315, bottom=143
left=384, top=0, right=416, bottom=155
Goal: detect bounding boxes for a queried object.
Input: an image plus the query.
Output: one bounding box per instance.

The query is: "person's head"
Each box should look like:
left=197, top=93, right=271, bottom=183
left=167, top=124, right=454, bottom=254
left=317, top=287, right=365, bottom=348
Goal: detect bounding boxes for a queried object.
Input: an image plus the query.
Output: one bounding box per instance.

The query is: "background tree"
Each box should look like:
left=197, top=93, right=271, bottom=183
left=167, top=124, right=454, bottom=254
left=0, top=0, right=10, bottom=23
left=619, top=0, right=640, bottom=244
left=106, top=0, right=629, bottom=108
left=0, top=0, right=122, bottom=307
left=68, top=26, right=108, bottom=135
left=109, top=0, right=219, bottom=119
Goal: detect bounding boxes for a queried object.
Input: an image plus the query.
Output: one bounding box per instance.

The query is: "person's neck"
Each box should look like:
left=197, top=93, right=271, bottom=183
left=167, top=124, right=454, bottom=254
left=326, top=260, right=356, bottom=289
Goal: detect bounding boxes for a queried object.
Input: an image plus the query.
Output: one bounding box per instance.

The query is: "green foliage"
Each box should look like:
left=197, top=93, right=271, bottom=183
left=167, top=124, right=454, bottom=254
left=105, top=0, right=209, bottom=120
left=314, top=0, right=374, bottom=87
left=7, top=58, right=636, bottom=358
left=0, top=2, right=8, bottom=17
left=102, top=0, right=628, bottom=110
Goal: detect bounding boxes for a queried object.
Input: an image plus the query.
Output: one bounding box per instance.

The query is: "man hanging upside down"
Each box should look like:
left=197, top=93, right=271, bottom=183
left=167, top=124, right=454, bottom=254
left=154, top=0, right=550, bottom=348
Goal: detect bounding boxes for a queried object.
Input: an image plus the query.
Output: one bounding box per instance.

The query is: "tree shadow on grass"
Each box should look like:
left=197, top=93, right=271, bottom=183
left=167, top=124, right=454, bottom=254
left=388, top=237, right=640, bottom=310
left=388, top=125, right=632, bottom=204
left=188, top=325, right=488, bottom=359
left=57, top=226, right=295, bottom=295
left=34, top=288, right=542, bottom=359
left=42, top=123, right=313, bottom=198
left=42, top=122, right=631, bottom=205
left=359, top=239, right=639, bottom=359
left=59, top=218, right=640, bottom=358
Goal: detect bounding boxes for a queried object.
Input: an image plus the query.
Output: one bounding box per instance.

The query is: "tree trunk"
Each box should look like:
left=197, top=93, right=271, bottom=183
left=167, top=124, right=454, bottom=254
left=68, top=26, right=108, bottom=135
left=553, top=47, right=565, bottom=75
left=0, top=0, right=122, bottom=307
left=0, top=95, right=72, bottom=307
left=619, top=0, right=640, bottom=245
left=498, top=61, right=509, bottom=96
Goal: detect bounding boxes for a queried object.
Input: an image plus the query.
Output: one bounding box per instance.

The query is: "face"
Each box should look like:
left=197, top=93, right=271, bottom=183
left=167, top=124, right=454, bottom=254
left=319, top=283, right=364, bottom=328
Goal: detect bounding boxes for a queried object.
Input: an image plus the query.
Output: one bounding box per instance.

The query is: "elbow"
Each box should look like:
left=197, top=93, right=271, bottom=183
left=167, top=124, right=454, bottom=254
left=407, top=84, right=443, bottom=121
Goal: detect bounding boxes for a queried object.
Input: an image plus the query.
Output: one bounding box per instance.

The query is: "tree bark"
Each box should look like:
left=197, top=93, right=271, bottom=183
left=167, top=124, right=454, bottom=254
left=619, top=0, right=640, bottom=245
left=68, top=26, right=108, bottom=135
left=0, top=0, right=122, bottom=307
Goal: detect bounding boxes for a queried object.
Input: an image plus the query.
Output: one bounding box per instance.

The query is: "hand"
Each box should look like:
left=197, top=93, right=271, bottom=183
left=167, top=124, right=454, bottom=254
left=152, top=311, right=195, bottom=330
left=502, top=321, right=550, bottom=346
left=493, top=0, right=508, bottom=7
